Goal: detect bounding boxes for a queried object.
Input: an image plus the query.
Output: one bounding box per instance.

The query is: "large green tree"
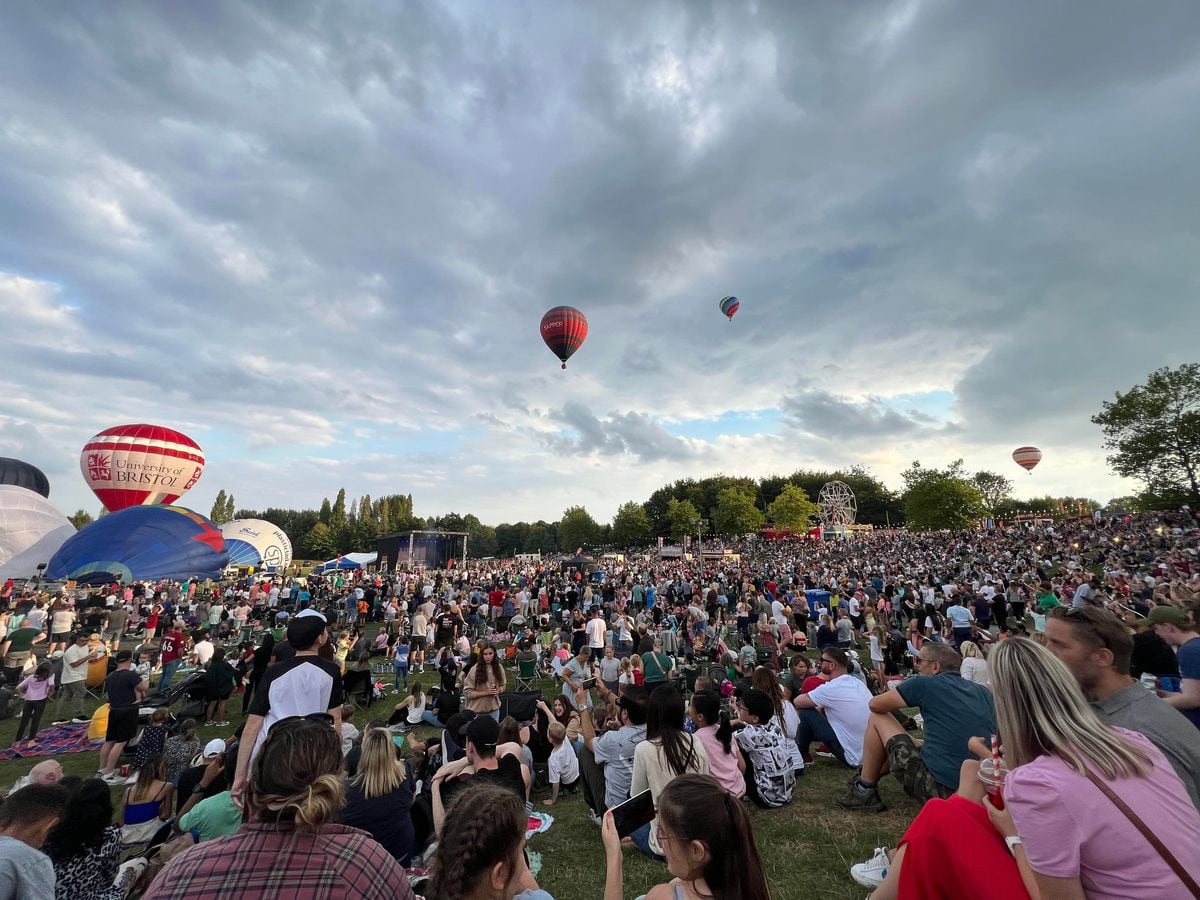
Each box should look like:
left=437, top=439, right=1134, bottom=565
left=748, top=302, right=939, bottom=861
left=559, top=505, right=600, bottom=551
left=901, top=460, right=986, bottom=531
left=611, top=501, right=652, bottom=548
left=971, top=471, right=1013, bottom=516
left=1092, top=363, right=1200, bottom=507
left=210, top=490, right=231, bottom=525
left=302, top=522, right=338, bottom=558
left=766, top=484, right=820, bottom=532
left=665, top=497, right=701, bottom=544
left=712, top=488, right=764, bottom=538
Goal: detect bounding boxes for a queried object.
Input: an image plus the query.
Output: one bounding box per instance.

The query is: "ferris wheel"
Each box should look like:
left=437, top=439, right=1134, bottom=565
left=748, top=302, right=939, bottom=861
left=818, top=481, right=857, bottom=528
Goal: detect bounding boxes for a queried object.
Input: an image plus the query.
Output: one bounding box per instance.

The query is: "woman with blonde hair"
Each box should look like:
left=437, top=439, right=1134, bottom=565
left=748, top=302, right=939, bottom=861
left=340, top=726, right=416, bottom=864
left=144, top=716, right=413, bottom=899
left=958, top=641, right=990, bottom=688
left=857, top=637, right=1200, bottom=899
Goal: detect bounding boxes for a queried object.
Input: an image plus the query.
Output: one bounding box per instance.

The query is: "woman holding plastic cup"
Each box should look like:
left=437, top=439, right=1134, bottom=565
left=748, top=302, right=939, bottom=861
left=852, top=637, right=1200, bottom=898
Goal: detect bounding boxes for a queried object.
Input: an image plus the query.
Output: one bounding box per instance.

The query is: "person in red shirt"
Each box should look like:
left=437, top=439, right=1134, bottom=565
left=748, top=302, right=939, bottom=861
left=157, top=620, right=188, bottom=692
left=487, top=587, right=506, bottom=626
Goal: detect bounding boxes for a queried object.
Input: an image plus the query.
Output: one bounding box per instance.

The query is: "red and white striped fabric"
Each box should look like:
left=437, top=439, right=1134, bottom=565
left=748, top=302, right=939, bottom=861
left=79, top=423, right=205, bottom=511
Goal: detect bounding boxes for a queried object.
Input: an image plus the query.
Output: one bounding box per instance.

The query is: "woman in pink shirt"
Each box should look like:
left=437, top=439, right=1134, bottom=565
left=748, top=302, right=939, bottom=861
left=993, top=637, right=1200, bottom=899
left=689, top=690, right=745, bottom=799
left=14, top=661, right=55, bottom=745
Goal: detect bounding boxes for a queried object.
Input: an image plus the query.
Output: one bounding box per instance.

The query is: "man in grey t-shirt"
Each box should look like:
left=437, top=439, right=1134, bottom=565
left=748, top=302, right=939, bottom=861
left=576, top=683, right=647, bottom=817
left=1045, top=607, right=1200, bottom=810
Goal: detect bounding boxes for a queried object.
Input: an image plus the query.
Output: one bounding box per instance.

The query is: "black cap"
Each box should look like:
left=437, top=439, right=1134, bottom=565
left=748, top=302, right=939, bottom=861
left=114, top=650, right=133, bottom=664
left=464, top=714, right=499, bottom=752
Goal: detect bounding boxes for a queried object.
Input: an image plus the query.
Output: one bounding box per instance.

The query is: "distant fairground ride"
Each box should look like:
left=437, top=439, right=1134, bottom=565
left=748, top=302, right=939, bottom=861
left=818, top=481, right=857, bottom=534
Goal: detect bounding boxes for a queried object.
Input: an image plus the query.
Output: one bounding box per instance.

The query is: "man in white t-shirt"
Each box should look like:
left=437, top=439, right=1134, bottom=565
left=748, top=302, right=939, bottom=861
left=770, top=596, right=787, bottom=627
left=793, top=647, right=872, bottom=766
left=53, top=632, right=100, bottom=724
left=193, top=633, right=215, bottom=669
left=586, top=609, right=607, bottom=662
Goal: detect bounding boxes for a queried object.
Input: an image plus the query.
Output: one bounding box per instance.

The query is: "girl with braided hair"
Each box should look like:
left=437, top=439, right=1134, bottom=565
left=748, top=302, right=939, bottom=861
left=429, top=781, right=552, bottom=900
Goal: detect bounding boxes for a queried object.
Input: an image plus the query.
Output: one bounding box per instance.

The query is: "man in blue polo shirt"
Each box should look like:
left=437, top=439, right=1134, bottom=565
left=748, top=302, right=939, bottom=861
left=840, top=642, right=995, bottom=812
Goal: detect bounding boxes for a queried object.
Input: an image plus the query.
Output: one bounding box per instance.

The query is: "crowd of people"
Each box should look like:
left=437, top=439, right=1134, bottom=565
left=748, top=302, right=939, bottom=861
left=0, top=506, right=1196, bottom=898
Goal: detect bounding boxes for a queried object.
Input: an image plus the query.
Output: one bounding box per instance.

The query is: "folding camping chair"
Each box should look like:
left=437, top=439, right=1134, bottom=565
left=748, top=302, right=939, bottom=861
left=513, top=655, right=538, bottom=693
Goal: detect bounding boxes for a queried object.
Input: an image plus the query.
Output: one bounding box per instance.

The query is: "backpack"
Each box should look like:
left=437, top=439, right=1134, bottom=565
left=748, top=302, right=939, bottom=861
left=502, top=598, right=516, bottom=617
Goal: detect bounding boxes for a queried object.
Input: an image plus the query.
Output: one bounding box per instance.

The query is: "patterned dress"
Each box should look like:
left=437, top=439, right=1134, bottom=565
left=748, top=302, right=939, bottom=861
left=50, top=825, right=123, bottom=900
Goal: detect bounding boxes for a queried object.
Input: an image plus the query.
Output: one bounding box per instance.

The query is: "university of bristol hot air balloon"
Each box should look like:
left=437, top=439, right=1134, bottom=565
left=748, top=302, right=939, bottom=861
left=79, top=424, right=205, bottom=512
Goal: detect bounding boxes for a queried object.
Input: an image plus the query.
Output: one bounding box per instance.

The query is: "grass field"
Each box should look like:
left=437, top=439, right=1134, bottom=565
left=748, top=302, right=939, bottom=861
left=0, top=657, right=917, bottom=899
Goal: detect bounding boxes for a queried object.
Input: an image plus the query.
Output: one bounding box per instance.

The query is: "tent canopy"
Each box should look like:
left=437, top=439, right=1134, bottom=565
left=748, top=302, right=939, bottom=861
left=315, top=552, right=377, bottom=572
left=559, top=553, right=596, bottom=573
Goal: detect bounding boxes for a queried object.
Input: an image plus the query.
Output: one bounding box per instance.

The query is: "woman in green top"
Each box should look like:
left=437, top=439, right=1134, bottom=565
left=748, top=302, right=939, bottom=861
left=641, top=638, right=674, bottom=692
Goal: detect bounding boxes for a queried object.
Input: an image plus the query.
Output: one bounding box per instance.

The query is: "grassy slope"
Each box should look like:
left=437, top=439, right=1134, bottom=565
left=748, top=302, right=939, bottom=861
left=0, top=662, right=916, bottom=899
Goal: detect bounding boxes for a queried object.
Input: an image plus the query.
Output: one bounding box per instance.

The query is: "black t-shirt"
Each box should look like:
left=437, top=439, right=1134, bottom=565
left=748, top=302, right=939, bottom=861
left=441, top=752, right=524, bottom=809
left=105, top=668, right=143, bottom=707
left=340, top=775, right=416, bottom=863
left=436, top=614, right=455, bottom=635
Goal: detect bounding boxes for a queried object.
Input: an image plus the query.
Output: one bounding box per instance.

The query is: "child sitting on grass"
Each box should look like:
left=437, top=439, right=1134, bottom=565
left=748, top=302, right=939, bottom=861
left=543, top=720, right=580, bottom=806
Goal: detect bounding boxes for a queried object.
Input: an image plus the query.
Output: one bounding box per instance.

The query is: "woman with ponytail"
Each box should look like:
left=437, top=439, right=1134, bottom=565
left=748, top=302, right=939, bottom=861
left=429, top=782, right=552, bottom=900
left=143, top=715, right=413, bottom=900
left=602, top=773, right=771, bottom=900
left=688, top=691, right=745, bottom=798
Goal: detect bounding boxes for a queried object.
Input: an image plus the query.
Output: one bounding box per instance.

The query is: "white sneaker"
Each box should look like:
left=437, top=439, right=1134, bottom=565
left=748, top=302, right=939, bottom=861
left=850, top=846, right=891, bottom=888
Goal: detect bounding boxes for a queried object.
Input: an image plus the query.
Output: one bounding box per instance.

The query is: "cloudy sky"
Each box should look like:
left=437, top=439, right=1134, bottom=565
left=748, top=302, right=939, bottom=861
left=2, top=1, right=1198, bottom=525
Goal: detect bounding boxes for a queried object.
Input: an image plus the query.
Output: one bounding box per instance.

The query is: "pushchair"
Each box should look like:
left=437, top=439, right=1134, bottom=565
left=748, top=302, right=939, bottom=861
left=122, top=670, right=208, bottom=761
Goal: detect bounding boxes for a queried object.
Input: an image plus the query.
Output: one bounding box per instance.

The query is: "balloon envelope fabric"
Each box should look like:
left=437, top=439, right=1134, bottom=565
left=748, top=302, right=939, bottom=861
left=47, top=504, right=227, bottom=584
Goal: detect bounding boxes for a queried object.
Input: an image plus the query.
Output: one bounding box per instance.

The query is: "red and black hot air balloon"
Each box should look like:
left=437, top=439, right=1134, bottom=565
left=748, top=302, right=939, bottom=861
left=540, top=306, right=588, bottom=369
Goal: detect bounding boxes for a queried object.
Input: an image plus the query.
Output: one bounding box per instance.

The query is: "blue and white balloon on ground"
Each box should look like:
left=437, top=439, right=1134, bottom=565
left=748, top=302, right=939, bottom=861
left=220, top=519, right=293, bottom=572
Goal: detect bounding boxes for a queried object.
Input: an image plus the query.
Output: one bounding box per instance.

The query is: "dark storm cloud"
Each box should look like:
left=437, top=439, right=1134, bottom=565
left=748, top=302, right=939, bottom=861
left=539, top=401, right=700, bottom=462
left=0, top=0, right=1197, bottom=516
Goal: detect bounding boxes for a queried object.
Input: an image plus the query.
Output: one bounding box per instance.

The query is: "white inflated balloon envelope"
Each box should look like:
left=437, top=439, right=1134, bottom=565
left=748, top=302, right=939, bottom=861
left=220, top=519, right=293, bottom=572
left=0, top=485, right=76, bottom=573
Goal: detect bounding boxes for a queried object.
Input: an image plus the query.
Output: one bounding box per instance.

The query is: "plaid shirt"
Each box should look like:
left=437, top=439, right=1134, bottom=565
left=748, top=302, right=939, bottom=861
left=143, top=821, right=413, bottom=900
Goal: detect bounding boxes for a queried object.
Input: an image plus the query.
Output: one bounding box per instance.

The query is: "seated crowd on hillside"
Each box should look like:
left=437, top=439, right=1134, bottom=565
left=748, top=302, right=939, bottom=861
left=0, top=507, right=1197, bottom=898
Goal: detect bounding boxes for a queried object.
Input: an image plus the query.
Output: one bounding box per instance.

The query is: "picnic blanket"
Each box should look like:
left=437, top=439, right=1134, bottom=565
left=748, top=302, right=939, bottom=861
left=526, top=812, right=553, bottom=839
left=1, top=722, right=100, bottom=760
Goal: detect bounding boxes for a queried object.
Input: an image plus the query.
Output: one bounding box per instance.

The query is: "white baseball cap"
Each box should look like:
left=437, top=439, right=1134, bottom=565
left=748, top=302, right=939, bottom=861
left=202, top=738, right=227, bottom=759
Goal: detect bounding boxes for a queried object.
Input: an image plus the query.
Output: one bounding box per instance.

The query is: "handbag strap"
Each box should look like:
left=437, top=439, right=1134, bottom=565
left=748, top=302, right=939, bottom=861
left=1083, top=768, right=1200, bottom=897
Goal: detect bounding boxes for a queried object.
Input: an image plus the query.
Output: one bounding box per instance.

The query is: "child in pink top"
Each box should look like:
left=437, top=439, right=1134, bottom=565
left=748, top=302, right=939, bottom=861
left=14, top=661, right=55, bottom=744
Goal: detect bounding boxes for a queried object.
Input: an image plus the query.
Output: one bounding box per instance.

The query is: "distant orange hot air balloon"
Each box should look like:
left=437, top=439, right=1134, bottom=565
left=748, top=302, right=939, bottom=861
left=1012, top=446, right=1042, bottom=474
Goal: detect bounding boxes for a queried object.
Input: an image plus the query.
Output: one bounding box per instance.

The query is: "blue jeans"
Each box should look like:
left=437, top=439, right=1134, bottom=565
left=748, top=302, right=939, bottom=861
left=394, top=665, right=408, bottom=689
left=630, top=822, right=665, bottom=861
left=422, top=710, right=442, bottom=727
left=796, top=707, right=847, bottom=765
left=157, top=659, right=182, bottom=693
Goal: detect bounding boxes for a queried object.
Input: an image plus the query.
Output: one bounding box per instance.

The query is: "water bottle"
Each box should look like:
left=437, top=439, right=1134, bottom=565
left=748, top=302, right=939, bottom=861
left=1139, top=673, right=1158, bottom=691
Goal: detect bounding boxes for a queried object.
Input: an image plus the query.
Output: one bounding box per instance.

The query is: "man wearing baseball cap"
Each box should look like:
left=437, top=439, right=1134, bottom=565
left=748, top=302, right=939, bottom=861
left=430, top=714, right=530, bottom=834
left=232, top=609, right=343, bottom=805
left=1149, top=605, right=1200, bottom=730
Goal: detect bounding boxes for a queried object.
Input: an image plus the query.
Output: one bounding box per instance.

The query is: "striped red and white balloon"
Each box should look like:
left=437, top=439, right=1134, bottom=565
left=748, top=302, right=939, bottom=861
left=1012, top=446, right=1042, bottom=474
left=80, top=424, right=205, bottom=512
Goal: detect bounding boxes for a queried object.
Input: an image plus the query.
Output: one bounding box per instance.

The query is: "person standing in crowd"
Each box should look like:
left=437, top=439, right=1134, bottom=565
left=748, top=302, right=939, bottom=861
left=12, top=662, right=55, bottom=747
left=463, top=642, right=506, bottom=722
left=841, top=642, right=996, bottom=812
left=1044, top=605, right=1200, bottom=809
left=97, top=651, right=148, bottom=785
left=53, top=632, right=100, bottom=725
left=143, top=716, right=412, bottom=899
left=232, top=609, right=343, bottom=807
left=1148, top=606, right=1200, bottom=729
left=203, top=647, right=238, bottom=727
left=155, top=621, right=187, bottom=692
